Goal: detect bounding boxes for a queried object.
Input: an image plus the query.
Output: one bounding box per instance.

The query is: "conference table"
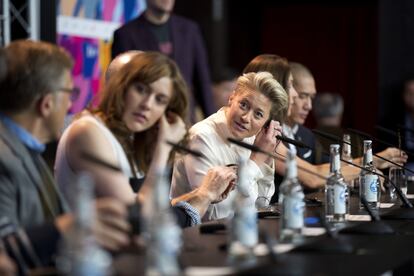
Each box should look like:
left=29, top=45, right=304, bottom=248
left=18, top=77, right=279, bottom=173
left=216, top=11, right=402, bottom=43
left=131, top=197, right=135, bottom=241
left=114, top=190, right=414, bottom=275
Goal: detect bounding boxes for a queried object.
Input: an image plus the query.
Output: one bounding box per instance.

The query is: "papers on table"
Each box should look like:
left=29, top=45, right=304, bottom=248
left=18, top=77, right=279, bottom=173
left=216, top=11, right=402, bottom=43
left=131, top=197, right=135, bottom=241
left=347, top=215, right=372, bottom=221
left=380, top=203, right=395, bottom=208
left=185, top=267, right=234, bottom=276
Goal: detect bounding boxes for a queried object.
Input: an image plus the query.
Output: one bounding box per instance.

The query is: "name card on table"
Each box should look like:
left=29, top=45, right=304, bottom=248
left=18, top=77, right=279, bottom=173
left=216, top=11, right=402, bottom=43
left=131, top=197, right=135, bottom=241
left=347, top=215, right=371, bottom=221
left=380, top=203, right=395, bottom=208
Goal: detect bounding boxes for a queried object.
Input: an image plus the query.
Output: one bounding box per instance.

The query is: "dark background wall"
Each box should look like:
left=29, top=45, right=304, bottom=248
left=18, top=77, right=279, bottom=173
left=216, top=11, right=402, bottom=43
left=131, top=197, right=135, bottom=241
left=8, top=0, right=414, bottom=138
left=177, top=0, right=379, bottom=132
left=176, top=0, right=414, bottom=138
left=378, top=0, right=414, bottom=131
left=231, top=0, right=378, bottom=132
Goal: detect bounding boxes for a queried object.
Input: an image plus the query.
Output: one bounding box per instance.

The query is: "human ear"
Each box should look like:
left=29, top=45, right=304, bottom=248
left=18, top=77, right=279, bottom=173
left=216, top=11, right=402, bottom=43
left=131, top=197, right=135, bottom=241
left=228, top=91, right=236, bottom=106
left=37, top=93, right=55, bottom=117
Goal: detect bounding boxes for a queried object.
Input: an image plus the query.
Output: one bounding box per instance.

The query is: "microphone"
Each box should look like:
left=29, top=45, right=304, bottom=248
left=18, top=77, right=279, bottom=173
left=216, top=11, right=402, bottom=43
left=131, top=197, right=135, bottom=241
left=312, top=130, right=414, bottom=221
left=397, top=124, right=414, bottom=134
left=376, top=125, right=403, bottom=137
left=81, top=151, right=147, bottom=193
left=312, top=129, right=414, bottom=175
left=348, top=128, right=396, bottom=148
left=340, top=196, right=395, bottom=235
left=227, top=138, right=263, bottom=153
left=81, top=152, right=122, bottom=172
left=361, top=196, right=381, bottom=222
left=347, top=128, right=412, bottom=157
left=228, top=136, right=414, bottom=220
left=311, top=129, right=413, bottom=209
left=228, top=138, right=357, bottom=253
left=292, top=210, right=355, bottom=254
left=165, top=140, right=205, bottom=159
left=376, top=125, right=414, bottom=149
left=276, top=135, right=311, bottom=149
left=227, top=138, right=327, bottom=181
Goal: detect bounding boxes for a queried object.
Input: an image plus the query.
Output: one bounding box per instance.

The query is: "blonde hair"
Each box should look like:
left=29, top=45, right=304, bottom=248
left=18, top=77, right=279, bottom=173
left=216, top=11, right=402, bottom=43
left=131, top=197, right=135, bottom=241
left=235, top=72, right=288, bottom=121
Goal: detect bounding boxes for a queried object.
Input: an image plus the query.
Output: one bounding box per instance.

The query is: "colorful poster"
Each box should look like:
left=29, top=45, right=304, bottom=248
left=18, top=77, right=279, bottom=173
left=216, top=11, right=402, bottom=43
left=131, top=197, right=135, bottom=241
left=57, top=0, right=145, bottom=113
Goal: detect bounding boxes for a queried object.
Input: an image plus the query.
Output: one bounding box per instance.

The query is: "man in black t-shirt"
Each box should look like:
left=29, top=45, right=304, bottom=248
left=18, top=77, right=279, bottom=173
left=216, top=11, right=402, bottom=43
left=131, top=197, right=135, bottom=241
left=112, top=0, right=215, bottom=122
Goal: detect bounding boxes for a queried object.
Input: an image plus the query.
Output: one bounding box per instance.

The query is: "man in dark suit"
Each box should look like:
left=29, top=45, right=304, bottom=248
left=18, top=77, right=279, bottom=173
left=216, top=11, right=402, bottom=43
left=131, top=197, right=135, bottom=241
left=112, top=0, right=214, bottom=121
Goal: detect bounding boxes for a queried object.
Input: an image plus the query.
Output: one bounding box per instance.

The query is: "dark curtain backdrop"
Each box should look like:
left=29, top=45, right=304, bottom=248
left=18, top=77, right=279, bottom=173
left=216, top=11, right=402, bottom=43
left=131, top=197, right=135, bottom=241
left=157, top=0, right=414, bottom=138
left=228, top=1, right=378, bottom=132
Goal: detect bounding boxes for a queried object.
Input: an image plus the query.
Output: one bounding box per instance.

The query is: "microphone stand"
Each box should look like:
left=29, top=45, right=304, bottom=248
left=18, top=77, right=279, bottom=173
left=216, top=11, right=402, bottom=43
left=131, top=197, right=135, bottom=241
left=375, top=125, right=414, bottom=145
left=81, top=152, right=123, bottom=172
left=228, top=138, right=356, bottom=253
left=339, top=196, right=395, bottom=235
left=397, top=124, right=414, bottom=134
left=276, top=135, right=311, bottom=149
left=166, top=140, right=205, bottom=159
left=312, top=130, right=413, bottom=206
left=228, top=136, right=409, bottom=238
left=312, top=129, right=414, bottom=175
left=311, top=130, right=414, bottom=220
left=291, top=136, right=397, bottom=234
left=292, top=211, right=355, bottom=254
left=227, top=138, right=327, bottom=181
left=347, top=128, right=414, bottom=160
left=287, top=132, right=397, bottom=233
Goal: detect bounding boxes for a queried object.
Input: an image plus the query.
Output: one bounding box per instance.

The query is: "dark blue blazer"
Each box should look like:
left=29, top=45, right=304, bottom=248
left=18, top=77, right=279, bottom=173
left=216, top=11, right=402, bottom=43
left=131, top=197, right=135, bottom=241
left=295, top=125, right=329, bottom=164
left=112, top=14, right=215, bottom=118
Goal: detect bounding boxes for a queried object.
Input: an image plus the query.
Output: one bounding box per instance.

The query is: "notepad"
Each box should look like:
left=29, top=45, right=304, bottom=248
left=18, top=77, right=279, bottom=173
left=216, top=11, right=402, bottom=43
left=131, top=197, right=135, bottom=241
left=347, top=215, right=372, bottom=221
left=302, top=227, right=326, bottom=236
left=380, top=203, right=394, bottom=208
left=185, top=267, right=234, bottom=276
left=254, top=243, right=295, bottom=256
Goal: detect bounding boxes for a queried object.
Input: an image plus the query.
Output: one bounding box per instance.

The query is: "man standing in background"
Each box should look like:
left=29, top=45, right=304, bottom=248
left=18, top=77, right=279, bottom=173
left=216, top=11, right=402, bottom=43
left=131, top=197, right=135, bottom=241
left=112, top=0, right=214, bottom=122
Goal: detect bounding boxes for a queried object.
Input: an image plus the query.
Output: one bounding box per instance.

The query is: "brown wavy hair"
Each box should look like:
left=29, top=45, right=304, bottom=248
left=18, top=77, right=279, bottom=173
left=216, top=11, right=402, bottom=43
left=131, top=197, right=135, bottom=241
left=93, top=52, right=188, bottom=173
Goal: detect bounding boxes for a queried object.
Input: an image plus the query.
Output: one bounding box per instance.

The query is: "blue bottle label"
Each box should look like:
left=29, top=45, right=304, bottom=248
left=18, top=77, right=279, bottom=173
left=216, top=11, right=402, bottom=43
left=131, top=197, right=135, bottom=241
left=364, top=175, right=378, bottom=202
left=285, top=197, right=304, bottom=229
left=334, top=185, right=346, bottom=214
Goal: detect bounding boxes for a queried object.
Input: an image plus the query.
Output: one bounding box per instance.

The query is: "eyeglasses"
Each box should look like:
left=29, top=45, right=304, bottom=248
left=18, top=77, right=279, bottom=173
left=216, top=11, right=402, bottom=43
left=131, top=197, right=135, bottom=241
left=58, top=86, right=80, bottom=102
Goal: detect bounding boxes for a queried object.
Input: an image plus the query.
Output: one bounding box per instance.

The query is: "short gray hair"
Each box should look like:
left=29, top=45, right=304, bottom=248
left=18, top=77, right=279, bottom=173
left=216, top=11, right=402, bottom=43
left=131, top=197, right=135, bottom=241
left=235, top=71, right=289, bottom=121
left=290, top=62, right=314, bottom=79
left=0, top=40, right=73, bottom=113
left=313, top=92, right=344, bottom=119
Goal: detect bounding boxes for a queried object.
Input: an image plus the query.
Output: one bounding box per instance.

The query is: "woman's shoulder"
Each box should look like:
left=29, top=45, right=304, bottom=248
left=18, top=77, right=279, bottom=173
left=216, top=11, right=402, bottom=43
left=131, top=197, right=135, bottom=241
left=65, top=113, right=111, bottom=148
left=189, top=110, right=224, bottom=136
left=188, top=117, right=219, bottom=142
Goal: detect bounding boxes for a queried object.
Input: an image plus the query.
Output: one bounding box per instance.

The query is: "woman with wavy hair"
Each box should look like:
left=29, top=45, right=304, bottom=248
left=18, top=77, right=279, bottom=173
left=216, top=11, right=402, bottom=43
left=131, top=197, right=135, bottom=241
left=55, top=51, right=188, bottom=205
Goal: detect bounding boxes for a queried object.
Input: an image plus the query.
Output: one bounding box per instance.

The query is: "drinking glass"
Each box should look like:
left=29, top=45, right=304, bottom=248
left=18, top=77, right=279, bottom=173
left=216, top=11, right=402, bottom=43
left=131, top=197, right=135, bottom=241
left=388, top=167, right=407, bottom=200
